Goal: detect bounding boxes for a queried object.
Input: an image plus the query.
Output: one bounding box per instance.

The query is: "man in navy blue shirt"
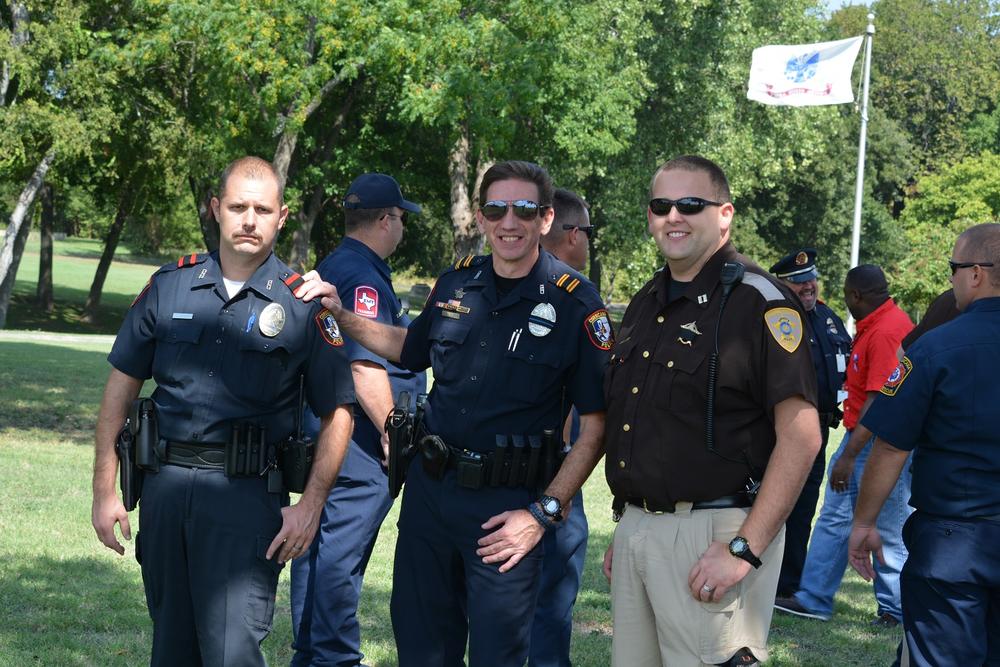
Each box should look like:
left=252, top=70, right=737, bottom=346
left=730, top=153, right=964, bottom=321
left=291, top=173, right=426, bottom=667
left=91, top=156, right=355, bottom=666
left=320, top=161, right=612, bottom=667
left=849, top=222, right=1000, bottom=666
left=530, top=187, right=595, bottom=667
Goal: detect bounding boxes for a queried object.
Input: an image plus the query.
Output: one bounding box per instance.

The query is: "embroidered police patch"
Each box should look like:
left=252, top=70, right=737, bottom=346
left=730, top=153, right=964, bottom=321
left=880, top=356, right=912, bottom=396
left=764, top=307, right=803, bottom=353
left=316, top=309, right=345, bottom=347
left=585, top=309, right=614, bottom=350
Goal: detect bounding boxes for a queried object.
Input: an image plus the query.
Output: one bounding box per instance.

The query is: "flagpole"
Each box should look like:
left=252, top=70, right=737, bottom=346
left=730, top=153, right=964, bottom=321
left=847, top=13, right=875, bottom=333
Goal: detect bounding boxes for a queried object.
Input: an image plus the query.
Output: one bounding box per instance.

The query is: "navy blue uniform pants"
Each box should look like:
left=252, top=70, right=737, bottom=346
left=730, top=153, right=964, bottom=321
left=290, top=438, right=392, bottom=667
left=137, top=464, right=285, bottom=667
left=528, top=489, right=587, bottom=667
left=901, top=511, right=1000, bottom=666
left=391, top=462, right=544, bottom=667
left=778, top=425, right=830, bottom=596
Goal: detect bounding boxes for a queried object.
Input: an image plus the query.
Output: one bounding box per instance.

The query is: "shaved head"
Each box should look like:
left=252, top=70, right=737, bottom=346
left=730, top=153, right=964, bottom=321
left=218, top=156, right=284, bottom=205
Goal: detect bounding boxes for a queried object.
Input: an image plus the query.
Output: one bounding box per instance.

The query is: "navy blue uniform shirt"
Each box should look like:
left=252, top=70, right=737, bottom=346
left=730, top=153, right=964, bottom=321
left=109, top=251, right=355, bottom=443
left=807, top=301, right=851, bottom=413
left=315, top=237, right=426, bottom=437
left=399, top=249, right=612, bottom=451
left=862, top=296, right=1000, bottom=518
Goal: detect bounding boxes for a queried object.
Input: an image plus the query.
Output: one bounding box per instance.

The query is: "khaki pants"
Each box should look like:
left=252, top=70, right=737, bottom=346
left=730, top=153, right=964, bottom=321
left=610, top=503, right=784, bottom=666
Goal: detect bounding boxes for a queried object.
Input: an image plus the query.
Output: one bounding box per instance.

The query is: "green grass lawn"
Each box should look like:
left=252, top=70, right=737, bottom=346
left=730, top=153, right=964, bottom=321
left=1, top=237, right=902, bottom=665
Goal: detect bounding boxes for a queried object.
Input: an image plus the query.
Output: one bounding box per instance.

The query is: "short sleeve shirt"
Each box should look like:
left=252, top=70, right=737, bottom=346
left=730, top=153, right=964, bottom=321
left=398, top=250, right=611, bottom=452
left=109, top=252, right=355, bottom=444
left=604, top=243, right=817, bottom=505
left=843, top=299, right=913, bottom=429
left=861, top=297, right=1000, bottom=517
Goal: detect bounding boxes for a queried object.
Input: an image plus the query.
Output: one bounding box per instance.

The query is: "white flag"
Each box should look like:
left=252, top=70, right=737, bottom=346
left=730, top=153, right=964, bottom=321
left=747, top=36, right=863, bottom=107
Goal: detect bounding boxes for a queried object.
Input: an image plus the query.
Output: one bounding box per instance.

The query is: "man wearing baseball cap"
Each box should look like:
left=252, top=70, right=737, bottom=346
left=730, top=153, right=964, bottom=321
left=290, top=173, right=426, bottom=667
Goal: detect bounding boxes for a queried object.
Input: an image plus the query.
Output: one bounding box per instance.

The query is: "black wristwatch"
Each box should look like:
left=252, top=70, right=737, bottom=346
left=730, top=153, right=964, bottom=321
left=728, top=536, right=762, bottom=569
left=539, top=495, right=564, bottom=523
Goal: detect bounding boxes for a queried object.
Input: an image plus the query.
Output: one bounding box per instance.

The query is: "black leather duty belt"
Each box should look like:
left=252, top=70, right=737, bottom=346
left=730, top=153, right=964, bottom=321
left=162, top=442, right=228, bottom=470
left=627, top=494, right=752, bottom=514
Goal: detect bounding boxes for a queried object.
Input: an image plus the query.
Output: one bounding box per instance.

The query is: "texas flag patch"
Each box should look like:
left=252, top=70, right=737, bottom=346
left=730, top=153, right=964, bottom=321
left=354, top=286, right=379, bottom=318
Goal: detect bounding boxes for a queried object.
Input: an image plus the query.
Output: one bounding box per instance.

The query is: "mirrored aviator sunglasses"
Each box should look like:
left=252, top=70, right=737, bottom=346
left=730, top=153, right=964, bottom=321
left=480, top=199, right=544, bottom=222
left=648, top=196, right=723, bottom=216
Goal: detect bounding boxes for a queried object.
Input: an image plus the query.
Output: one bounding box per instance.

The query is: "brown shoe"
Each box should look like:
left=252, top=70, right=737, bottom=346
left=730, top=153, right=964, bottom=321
left=871, top=612, right=900, bottom=628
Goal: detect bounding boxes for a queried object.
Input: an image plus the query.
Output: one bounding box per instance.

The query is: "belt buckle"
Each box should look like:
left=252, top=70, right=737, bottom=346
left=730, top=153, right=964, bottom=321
left=642, top=498, right=664, bottom=515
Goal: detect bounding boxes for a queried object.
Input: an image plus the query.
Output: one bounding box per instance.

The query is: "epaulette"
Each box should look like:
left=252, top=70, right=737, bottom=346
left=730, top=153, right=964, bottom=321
left=741, top=272, right=785, bottom=302
left=175, top=252, right=208, bottom=269
left=449, top=254, right=488, bottom=271
left=552, top=272, right=583, bottom=294
left=280, top=270, right=306, bottom=298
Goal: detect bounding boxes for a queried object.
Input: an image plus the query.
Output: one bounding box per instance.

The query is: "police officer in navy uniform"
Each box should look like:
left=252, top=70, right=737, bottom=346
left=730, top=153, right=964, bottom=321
left=770, top=248, right=851, bottom=597
left=290, top=173, right=426, bottom=666
left=319, top=160, right=612, bottom=667
left=849, top=222, right=1000, bottom=667
left=91, top=156, right=355, bottom=666
left=531, top=187, right=595, bottom=667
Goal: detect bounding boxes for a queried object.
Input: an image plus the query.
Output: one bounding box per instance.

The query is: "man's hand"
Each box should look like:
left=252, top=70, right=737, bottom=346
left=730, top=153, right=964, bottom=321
left=848, top=523, right=884, bottom=581
left=603, top=542, right=614, bottom=583
left=265, top=501, right=322, bottom=564
left=829, top=452, right=856, bottom=493
left=687, top=541, right=752, bottom=603
left=92, top=491, right=131, bottom=556
left=295, top=269, right=340, bottom=304
left=476, top=509, right=545, bottom=573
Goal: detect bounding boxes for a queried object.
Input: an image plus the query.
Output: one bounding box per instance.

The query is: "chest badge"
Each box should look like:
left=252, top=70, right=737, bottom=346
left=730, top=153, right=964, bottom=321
left=677, top=320, right=701, bottom=346
left=259, top=302, right=286, bottom=337
left=454, top=288, right=466, bottom=299
left=528, top=302, right=557, bottom=336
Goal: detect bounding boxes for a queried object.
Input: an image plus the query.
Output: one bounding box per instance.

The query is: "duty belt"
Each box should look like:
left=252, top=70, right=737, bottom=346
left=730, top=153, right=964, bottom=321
left=162, top=441, right=228, bottom=470
left=613, top=493, right=752, bottom=521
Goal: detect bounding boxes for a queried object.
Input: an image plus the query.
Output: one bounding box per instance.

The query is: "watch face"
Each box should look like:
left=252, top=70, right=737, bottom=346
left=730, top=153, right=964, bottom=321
left=542, top=497, right=560, bottom=515
left=730, top=537, right=748, bottom=555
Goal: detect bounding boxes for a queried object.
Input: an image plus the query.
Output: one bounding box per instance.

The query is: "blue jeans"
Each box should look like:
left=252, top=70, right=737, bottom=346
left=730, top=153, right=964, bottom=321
left=795, top=430, right=913, bottom=620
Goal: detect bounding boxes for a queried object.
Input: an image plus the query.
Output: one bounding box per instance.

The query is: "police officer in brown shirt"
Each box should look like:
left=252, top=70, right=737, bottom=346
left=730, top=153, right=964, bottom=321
left=601, top=155, right=821, bottom=666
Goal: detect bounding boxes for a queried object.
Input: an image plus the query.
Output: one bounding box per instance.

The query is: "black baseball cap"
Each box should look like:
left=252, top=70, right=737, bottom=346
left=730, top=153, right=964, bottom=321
left=343, top=173, right=421, bottom=213
left=770, top=248, right=819, bottom=283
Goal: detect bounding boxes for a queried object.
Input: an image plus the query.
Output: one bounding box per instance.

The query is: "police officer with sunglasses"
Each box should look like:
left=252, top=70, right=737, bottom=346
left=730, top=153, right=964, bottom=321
left=319, top=160, right=612, bottom=666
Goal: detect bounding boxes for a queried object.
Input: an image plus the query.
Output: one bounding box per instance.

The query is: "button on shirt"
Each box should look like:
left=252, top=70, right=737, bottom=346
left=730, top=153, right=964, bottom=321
left=604, top=243, right=817, bottom=505
left=862, top=297, right=1000, bottom=518
left=109, top=252, right=355, bottom=443
left=316, top=238, right=426, bottom=434
left=843, top=298, right=913, bottom=430
left=807, top=301, right=851, bottom=413
left=398, top=250, right=610, bottom=451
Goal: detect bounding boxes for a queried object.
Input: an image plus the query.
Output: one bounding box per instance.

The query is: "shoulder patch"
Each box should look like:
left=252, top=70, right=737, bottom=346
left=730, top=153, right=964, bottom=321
left=555, top=273, right=582, bottom=294
left=354, top=286, right=379, bottom=318
left=585, top=308, right=615, bottom=350
left=764, top=307, right=803, bottom=353
left=315, top=309, right=345, bottom=347
left=743, top=273, right=785, bottom=302
left=880, top=356, right=912, bottom=396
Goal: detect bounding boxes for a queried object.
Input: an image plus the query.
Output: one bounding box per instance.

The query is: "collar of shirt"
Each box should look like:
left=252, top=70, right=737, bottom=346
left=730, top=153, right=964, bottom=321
left=855, top=297, right=899, bottom=337
left=190, top=252, right=286, bottom=303
left=339, top=237, right=392, bottom=283
left=650, top=241, right=739, bottom=309
left=965, top=295, right=1000, bottom=314
left=462, top=248, right=554, bottom=307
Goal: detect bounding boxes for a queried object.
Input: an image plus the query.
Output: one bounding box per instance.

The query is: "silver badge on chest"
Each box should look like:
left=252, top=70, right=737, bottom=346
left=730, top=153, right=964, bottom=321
left=258, top=302, right=286, bottom=337
left=528, top=302, right=557, bottom=337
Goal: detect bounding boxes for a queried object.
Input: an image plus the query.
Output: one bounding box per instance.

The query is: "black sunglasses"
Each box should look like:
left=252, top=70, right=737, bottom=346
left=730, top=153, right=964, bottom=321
left=949, top=260, right=995, bottom=275
left=480, top=199, right=547, bottom=222
left=563, top=224, right=594, bottom=239
left=648, top=196, right=723, bottom=216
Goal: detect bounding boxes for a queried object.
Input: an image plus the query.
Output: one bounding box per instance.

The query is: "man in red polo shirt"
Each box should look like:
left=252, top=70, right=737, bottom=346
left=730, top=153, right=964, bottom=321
left=775, top=265, right=913, bottom=626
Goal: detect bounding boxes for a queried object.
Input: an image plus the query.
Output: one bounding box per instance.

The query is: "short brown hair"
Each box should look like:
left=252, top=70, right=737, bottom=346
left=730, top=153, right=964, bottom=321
left=648, top=155, right=731, bottom=203
left=218, top=156, right=284, bottom=204
left=478, top=160, right=554, bottom=208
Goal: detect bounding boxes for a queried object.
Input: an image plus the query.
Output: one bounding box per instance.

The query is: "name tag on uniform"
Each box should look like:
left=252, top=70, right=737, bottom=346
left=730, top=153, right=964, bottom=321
left=836, top=353, right=846, bottom=373
left=172, top=312, right=194, bottom=320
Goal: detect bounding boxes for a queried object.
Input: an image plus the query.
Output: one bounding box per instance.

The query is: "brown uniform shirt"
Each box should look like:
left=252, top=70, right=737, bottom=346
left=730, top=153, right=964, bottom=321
left=604, top=243, right=817, bottom=506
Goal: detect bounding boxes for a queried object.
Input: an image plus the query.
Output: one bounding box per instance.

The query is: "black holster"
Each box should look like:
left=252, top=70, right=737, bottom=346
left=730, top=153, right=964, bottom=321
left=114, top=424, right=142, bottom=511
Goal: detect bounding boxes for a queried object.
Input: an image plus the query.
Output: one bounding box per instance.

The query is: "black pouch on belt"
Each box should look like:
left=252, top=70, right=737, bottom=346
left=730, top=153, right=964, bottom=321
left=279, top=436, right=314, bottom=493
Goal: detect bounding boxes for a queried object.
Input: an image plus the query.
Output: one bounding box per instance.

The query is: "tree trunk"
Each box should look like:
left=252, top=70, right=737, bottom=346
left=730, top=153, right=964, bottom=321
left=288, top=184, right=324, bottom=273
left=449, top=127, right=483, bottom=257
left=1, top=1, right=29, bottom=107
left=81, top=181, right=134, bottom=323
left=0, top=151, right=54, bottom=329
left=36, top=182, right=54, bottom=312
left=189, top=175, right=218, bottom=252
